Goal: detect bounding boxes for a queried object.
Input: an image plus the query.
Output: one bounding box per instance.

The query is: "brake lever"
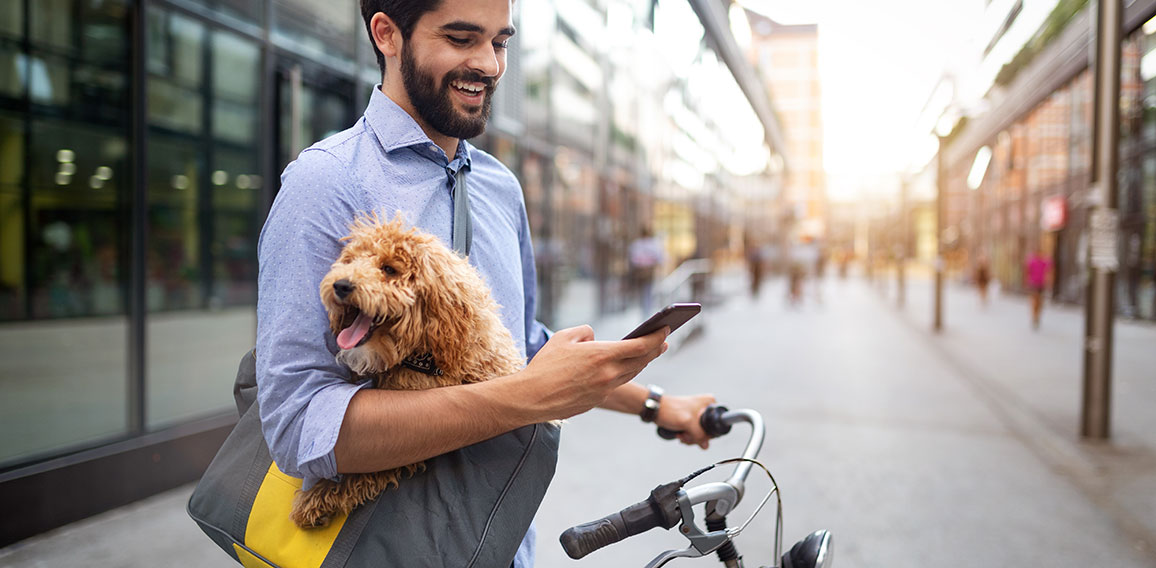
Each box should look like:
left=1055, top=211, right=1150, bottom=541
left=643, top=489, right=731, bottom=568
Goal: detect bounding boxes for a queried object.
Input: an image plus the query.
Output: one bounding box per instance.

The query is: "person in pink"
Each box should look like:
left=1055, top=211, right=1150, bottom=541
left=1025, top=249, right=1052, bottom=329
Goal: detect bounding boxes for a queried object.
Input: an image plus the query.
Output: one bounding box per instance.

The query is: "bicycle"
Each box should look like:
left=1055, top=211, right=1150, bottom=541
left=559, top=405, right=832, bottom=568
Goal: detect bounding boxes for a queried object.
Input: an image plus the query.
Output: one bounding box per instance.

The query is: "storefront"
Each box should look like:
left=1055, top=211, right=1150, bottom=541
left=0, top=0, right=370, bottom=546
left=943, top=1, right=1156, bottom=321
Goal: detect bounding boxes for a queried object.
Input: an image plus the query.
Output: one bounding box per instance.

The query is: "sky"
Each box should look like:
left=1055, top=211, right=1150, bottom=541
left=742, top=0, right=984, bottom=200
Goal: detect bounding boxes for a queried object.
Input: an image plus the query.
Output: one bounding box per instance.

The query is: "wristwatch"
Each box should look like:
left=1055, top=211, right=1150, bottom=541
left=640, top=384, right=664, bottom=423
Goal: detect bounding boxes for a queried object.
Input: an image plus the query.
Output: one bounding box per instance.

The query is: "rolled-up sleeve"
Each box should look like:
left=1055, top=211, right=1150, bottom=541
left=256, top=149, right=370, bottom=486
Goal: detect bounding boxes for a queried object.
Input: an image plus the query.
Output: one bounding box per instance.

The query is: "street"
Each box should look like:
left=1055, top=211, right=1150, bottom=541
left=535, top=272, right=1156, bottom=567
left=3, top=271, right=1155, bottom=567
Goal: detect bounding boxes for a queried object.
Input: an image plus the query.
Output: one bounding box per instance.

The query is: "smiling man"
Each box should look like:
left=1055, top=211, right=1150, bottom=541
left=255, top=0, right=715, bottom=565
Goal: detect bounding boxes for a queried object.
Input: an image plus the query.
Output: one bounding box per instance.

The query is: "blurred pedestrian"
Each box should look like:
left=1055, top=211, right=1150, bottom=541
left=1025, top=249, right=1052, bottom=329
left=628, top=227, right=664, bottom=314
left=974, top=255, right=991, bottom=306
left=787, top=236, right=820, bottom=307
left=745, top=231, right=764, bottom=298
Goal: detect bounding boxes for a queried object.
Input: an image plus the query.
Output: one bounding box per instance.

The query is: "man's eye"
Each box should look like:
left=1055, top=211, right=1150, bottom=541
left=382, top=265, right=397, bottom=275
left=494, top=41, right=509, bottom=50
left=448, top=36, right=470, bottom=45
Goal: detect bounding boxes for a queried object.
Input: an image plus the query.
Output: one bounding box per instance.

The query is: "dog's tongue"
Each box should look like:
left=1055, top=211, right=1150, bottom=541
left=337, top=312, right=373, bottom=350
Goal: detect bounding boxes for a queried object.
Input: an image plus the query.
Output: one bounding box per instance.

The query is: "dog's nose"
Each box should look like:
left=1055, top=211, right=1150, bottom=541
left=333, top=279, right=355, bottom=300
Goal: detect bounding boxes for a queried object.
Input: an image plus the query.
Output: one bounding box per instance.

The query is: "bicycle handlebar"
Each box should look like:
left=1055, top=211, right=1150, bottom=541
left=559, top=480, right=682, bottom=559
left=560, top=405, right=764, bottom=560
left=656, top=405, right=732, bottom=440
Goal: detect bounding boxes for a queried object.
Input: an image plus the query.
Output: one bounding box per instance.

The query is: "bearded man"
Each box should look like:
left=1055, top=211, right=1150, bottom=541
left=255, top=1, right=715, bottom=565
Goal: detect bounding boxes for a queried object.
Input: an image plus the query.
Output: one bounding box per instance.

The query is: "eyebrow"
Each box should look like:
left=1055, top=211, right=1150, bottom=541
left=439, top=21, right=516, bottom=37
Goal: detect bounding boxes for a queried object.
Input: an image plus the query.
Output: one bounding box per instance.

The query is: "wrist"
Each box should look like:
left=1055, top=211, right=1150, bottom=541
left=640, top=384, right=664, bottom=423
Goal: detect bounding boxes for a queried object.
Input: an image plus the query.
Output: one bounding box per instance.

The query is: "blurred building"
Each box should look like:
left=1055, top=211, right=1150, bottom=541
left=745, top=11, right=826, bottom=241
left=0, top=0, right=787, bottom=547
left=932, top=0, right=1156, bottom=321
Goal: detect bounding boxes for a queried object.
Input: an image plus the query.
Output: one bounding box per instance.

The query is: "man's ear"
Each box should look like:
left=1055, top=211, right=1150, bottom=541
left=370, top=12, right=403, bottom=58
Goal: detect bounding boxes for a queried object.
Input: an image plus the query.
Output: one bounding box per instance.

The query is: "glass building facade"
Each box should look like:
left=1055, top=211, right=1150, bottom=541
left=942, top=7, right=1156, bottom=322
left=0, top=0, right=376, bottom=545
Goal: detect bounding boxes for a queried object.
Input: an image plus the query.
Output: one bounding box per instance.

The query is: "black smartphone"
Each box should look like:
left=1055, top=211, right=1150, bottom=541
left=622, top=303, right=701, bottom=340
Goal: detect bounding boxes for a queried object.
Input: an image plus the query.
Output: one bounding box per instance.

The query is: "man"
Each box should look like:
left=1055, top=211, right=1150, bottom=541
left=255, top=0, right=715, bottom=565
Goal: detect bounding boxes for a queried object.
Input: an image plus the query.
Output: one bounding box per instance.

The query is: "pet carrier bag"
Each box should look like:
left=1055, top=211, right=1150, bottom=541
left=187, top=167, right=560, bottom=567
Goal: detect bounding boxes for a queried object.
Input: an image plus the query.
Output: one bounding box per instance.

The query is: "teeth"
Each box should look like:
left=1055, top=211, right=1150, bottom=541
left=452, top=80, right=483, bottom=94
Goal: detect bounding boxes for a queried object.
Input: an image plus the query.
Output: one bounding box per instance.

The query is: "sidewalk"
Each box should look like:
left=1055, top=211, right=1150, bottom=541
left=3, top=270, right=1156, bottom=567
left=875, top=269, right=1156, bottom=552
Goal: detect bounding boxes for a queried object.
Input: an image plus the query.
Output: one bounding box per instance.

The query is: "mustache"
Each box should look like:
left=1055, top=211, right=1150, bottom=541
left=443, top=71, right=496, bottom=90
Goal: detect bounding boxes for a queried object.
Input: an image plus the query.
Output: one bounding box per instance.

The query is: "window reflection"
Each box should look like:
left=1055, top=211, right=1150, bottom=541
left=145, top=19, right=262, bottom=429
left=27, top=120, right=128, bottom=319
left=0, top=114, right=24, bottom=320
left=147, top=11, right=205, bottom=135
left=212, top=31, right=259, bottom=145
left=0, top=2, right=20, bottom=38
left=272, top=0, right=357, bottom=63
left=173, top=0, right=264, bottom=27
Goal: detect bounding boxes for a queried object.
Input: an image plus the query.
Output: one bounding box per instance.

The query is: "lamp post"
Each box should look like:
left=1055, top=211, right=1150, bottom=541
left=1082, top=0, right=1121, bottom=440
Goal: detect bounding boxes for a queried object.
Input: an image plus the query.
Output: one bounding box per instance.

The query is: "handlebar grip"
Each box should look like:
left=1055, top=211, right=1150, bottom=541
left=560, top=499, right=666, bottom=559
left=655, top=404, right=731, bottom=440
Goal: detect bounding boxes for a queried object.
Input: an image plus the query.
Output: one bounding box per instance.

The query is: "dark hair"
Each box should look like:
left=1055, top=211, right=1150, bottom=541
left=360, top=0, right=443, bottom=76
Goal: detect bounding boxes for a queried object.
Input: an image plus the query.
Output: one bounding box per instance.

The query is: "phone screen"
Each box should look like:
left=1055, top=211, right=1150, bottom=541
left=622, top=303, right=701, bottom=340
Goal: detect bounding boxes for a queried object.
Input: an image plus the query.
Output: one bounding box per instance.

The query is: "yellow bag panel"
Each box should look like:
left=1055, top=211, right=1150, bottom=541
left=234, top=545, right=275, bottom=568
left=242, top=462, right=349, bottom=568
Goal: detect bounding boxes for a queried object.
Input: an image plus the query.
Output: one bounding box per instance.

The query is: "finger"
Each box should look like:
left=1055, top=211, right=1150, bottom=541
left=556, top=325, right=595, bottom=342
left=616, top=327, right=669, bottom=356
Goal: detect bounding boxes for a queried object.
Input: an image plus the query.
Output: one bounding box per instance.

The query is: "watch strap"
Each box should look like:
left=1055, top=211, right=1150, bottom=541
left=640, top=384, right=664, bottom=423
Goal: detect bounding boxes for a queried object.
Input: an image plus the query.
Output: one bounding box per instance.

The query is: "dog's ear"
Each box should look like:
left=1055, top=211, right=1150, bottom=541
left=410, top=241, right=485, bottom=344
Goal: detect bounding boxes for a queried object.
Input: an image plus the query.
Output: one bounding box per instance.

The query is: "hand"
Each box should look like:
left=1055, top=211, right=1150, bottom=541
left=517, top=325, right=669, bottom=421
left=655, top=393, right=717, bottom=449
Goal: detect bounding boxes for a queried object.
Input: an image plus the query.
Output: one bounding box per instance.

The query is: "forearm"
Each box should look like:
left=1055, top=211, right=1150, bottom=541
left=333, top=374, right=541, bottom=473
left=598, top=381, right=648, bottom=415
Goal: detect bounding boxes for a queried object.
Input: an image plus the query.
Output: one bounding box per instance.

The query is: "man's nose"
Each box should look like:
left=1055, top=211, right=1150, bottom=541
left=333, top=279, right=355, bottom=300
left=468, top=44, right=501, bottom=78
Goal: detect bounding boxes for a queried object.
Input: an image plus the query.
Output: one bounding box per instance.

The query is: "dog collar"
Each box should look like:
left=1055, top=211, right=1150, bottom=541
left=401, top=352, right=444, bottom=376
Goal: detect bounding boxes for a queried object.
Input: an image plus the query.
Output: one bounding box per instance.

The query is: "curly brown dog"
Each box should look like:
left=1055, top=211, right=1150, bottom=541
left=289, top=215, right=526, bottom=528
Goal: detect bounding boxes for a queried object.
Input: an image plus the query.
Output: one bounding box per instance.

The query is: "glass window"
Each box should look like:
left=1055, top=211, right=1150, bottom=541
left=0, top=118, right=131, bottom=467
left=26, top=120, right=129, bottom=319
left=172, top=0, right=264, bottom=27
left=0, top=1, right=20, bottom=38
left=147, top=11, right=205, bottom=135
left=0, top=114, right=25, bottom=321
left=145, top=26, right=261, bottom=430
left=0, top=44, right=22, bottom=101
left=211, top=31, right=259, bottom=145
left=31, top=0, right=129, bottom=62
left=272, top=0, right=357, bottom=64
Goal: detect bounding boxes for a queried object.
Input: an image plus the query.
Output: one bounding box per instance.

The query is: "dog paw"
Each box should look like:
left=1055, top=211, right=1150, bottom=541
left=289, top=507, right=332, bottom=529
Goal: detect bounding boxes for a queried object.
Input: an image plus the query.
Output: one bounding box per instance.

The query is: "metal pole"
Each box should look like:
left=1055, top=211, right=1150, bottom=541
left=1082, top=0, right=1120, bottom=440
left=934, top=137, right=945, bottom=332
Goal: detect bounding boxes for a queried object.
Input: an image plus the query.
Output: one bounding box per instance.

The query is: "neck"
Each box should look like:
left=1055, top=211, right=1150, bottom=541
left=378, top=85, right=459, bottom=158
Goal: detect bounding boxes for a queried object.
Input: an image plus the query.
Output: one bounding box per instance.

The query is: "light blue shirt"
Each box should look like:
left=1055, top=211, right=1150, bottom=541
left=256, top=87, right=550, bottom=566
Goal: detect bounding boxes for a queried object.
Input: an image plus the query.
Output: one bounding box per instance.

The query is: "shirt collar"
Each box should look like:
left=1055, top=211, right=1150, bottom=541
left=365, top=85, right=473, bottom=169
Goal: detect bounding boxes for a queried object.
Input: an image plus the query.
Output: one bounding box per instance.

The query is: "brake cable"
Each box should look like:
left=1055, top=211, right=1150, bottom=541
left=679, top=457, right=783, bottom=562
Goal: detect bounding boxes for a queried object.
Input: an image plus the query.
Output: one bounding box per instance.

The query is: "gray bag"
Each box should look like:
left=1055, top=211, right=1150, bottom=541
left=188, top=167, right=560, bottom=567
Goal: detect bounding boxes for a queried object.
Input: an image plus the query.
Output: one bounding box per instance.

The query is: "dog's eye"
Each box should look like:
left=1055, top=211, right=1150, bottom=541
left=382, top=265, right=397, bottom=275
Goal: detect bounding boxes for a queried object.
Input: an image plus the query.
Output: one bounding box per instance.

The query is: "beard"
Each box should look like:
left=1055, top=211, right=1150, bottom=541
left=401, top=45, right=495, bottom=140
